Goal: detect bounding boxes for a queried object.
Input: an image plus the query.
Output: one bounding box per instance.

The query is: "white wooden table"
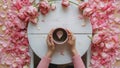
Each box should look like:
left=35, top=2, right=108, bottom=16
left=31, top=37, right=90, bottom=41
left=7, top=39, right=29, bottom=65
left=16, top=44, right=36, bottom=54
left=27, top=0, right=92, bottom=66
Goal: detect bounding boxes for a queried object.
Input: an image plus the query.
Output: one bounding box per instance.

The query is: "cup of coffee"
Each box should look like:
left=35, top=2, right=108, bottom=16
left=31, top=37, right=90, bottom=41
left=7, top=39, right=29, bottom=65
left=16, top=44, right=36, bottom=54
left=52, top=28, right=68, bottom=44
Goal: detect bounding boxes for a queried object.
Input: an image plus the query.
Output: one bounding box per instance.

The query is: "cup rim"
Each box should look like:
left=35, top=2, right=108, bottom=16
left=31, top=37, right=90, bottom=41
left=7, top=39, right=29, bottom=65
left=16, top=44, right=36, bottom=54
left=52, top=28, right=68, bottom=44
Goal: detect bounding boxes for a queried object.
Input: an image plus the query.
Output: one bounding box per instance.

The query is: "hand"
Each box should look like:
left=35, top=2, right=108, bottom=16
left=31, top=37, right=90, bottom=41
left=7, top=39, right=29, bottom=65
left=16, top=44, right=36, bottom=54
left=46, top=29, right=55, bottom=58
left=66, top=29, right=78, bottom=56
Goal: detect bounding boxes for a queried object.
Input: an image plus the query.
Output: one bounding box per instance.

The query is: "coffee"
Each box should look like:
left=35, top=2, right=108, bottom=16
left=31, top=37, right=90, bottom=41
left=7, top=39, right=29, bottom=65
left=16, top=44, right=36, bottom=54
left=52, top=28, right=68, bottom=44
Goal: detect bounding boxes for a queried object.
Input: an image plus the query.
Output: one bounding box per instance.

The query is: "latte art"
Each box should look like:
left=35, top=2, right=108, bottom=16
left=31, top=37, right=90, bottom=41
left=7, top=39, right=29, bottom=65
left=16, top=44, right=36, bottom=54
left=57, top=31, right=63, bottom=39
left=52, top=28, right=68, bottom=44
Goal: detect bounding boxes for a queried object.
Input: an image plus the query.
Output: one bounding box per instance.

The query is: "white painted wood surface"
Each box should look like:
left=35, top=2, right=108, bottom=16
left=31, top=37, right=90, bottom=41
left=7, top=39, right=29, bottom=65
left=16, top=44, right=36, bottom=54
left=28, top=0, right=92, bottom=65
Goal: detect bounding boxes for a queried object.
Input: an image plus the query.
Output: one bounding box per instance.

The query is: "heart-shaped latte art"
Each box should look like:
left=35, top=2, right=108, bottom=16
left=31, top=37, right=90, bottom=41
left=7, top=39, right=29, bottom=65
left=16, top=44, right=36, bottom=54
left=56, top=31, right=63, bottom=39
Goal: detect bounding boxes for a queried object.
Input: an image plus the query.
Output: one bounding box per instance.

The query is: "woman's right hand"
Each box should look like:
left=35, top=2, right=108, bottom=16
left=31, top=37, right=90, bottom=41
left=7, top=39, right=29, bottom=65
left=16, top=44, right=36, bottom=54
left=66, top=29, right=78, bottom=56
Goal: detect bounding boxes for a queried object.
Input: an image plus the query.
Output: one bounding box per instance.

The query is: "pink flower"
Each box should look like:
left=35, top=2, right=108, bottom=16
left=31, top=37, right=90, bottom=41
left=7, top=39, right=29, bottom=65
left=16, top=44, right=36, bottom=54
left=39, top=1, right=50, bottom=15
left=26, top=6, right=39, bottom=24
left=91, top=30, right=119, bottom=67
left=92, top=31, right=119, bottom=48
left=62, top=0, right=70, bottom=7
left=0, top=0, right=32, bottom=67
left=12, top=0, right=30, bottom=10
left=105, top=41, right=114, bottom=49
left=18, top=6, right=39, bottom=24
left=92, top=34, right=101, bottom=44
left=78, top=2, right=88, bottom=10
left=18, top=12, right=27, bottom=21
left=83, top=7, right=95, bottom=17
left=13, top=0, right=22, bottom=10
left=26, top=6, right=38, bottom=17
left=81, top=0, right=120, bottom=67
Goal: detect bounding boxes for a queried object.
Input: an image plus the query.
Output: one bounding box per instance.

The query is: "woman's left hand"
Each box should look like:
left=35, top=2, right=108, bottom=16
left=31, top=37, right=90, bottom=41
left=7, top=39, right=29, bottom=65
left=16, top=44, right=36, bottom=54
left=46, top=29, right=55, bottom=58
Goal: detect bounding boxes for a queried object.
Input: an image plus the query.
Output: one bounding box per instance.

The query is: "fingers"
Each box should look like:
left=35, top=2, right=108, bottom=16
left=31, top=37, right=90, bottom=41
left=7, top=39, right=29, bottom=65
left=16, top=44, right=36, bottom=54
left=49, top=35, right=55, bottom=50
left=66, top=29, right=73, bottom=40
left=47, top=29, right=54, bottom=44
left=49, top=29, right=54, bottom=35
left=47, top=29, right=55, bottom=49
left=72, top=36, right=76, bottom=42
left=66, top=29, right=73, bottom=35
left=50, top=36, right=55, bottom=46
left=48, top=34, right=54, bottom=45
left=47, top=34, right=51, bottom=46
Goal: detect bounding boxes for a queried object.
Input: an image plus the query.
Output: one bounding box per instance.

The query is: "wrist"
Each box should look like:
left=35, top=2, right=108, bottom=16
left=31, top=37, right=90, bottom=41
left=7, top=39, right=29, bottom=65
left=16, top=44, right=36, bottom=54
left=71, top=49, right=78, bottom=56
left=46, top=50, right=54, bottom=58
